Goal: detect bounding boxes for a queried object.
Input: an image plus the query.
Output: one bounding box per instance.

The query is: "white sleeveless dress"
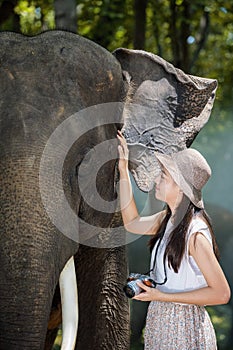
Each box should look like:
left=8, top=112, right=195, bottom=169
left=144, top=217, right=217, bottom=350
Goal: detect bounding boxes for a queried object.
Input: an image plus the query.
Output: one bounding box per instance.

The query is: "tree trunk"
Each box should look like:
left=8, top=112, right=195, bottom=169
left=89, top=0, right=126, bottom=49
left=169, top=0, right=191, bottom=72
left=133, top=0, right=148, bottom=50
left=0, top=0, right=20, bottom=32
left=180, top=0, right=191, bottom=72
left=151, top=4, right=163, bottom=57
left=169, top=0, right=181, bottom=67
left=54, top=0, right=77, bottom=33
left=189, top=9, right=210, bottom=71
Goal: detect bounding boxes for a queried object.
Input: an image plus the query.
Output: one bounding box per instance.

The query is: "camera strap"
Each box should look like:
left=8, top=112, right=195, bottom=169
left=145, top=233, right=167, bottom=286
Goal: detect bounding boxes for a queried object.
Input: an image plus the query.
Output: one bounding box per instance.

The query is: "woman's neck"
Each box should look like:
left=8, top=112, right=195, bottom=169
left=168, top=195, right=191, bottom=226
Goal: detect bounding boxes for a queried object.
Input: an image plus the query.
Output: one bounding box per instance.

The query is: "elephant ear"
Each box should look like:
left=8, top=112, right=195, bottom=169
left=113, top=48, right=218, bottom=192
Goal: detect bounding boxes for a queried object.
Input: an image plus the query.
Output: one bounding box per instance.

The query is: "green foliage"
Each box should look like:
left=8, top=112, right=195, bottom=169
left=14, top=0, right=54, bottom=34
left=146, top=0, right=173, bottom=60
left=52, top=328, right=62, bottom=350
left=77, top=0, right=134, bottom=51
left=1, top=0, right=233, bottom=110
left=191, top=1, right=233, bottom=109
left=207, top=305, right=232, bottom=349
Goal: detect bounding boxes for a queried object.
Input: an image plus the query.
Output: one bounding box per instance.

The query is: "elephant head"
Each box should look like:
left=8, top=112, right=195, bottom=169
left=113, top=48, right=217, bottom=193
left=0, top=30, right=217, bottom=350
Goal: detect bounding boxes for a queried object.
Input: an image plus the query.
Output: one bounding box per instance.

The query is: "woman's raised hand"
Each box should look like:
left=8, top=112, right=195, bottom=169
left=117, top=130, right=129, bottom=173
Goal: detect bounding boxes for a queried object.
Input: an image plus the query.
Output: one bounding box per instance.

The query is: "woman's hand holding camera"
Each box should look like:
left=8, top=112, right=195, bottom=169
left=133, top=281, right=165, bottom=302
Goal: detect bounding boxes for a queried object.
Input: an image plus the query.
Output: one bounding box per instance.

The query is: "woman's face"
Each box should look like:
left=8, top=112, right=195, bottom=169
left=155, top=167, right=181, bottom=206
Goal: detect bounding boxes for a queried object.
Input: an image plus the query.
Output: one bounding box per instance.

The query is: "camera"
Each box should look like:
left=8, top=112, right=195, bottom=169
left=123, top=273, right=157, bottom=298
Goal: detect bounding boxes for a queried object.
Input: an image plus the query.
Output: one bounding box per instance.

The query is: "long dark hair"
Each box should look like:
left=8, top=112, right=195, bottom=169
left=148, top=201, right=219, bottom=273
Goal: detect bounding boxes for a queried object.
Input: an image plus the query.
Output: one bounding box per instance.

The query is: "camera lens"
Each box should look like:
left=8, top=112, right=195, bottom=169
left=123, top=285, right=135, bottom=298
left=123, top=280, right=141, bottom=298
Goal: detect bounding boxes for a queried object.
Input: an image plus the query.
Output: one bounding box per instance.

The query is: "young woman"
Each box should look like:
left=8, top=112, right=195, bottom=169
left=117, top=130, right=231, bottom=350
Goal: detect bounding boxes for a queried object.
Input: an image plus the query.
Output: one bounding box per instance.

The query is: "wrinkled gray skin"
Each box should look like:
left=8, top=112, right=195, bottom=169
left=113, top=48, right=217, bottom=192
left=0, top=31, right=217, bottom=350
left=0, top=31, right=128, bottom=350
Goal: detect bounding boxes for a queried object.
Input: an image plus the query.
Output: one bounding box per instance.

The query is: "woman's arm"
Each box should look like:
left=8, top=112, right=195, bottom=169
left=117, top=130, right=165, bottom=235
left=134, top=233, right=231, bottom=305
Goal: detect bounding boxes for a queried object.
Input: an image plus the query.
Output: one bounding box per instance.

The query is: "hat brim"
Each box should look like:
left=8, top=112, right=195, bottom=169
left=155, top=152, right=204, bottom=209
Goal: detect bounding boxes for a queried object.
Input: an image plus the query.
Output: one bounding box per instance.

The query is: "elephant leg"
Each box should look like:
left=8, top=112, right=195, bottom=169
left=0, top=281, right=54, bottom=349
left=0, top=249, right=59, bottom=350
left=75, top=245, right=130, bottom=350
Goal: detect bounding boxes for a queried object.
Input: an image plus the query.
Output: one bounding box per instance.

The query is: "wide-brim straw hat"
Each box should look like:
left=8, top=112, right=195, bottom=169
left=155, top=148, right=211, bottom=209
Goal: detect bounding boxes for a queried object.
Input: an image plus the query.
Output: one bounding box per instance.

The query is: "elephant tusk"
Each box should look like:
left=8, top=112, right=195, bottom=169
left=59, top=256, right=78, bottom=350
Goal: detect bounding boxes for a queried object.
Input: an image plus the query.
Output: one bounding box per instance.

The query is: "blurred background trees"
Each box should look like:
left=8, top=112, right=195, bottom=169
left=1, top=0, right=233, bottom=112
left=0, top=1, right=233, bottom=349
left=0, top=0, right=233, bottom=110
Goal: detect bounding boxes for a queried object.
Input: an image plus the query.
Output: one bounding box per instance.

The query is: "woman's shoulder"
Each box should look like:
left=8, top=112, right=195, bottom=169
left=187, top=214, right=212, bottom=244
left=189, top=211, right=209, bottom=229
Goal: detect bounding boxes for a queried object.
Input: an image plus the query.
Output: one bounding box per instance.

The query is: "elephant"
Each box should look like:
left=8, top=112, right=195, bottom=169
left=0, top=30, right=128, bottom=350
left=0, top=30, right=217, bottom=349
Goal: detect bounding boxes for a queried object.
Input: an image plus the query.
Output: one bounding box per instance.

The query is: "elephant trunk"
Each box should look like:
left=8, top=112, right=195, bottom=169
left=59, top=256, right=78, bottom=350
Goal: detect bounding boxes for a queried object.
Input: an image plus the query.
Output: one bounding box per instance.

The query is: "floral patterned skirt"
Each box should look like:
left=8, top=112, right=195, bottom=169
left=144, top=301, right=217, bottom=350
